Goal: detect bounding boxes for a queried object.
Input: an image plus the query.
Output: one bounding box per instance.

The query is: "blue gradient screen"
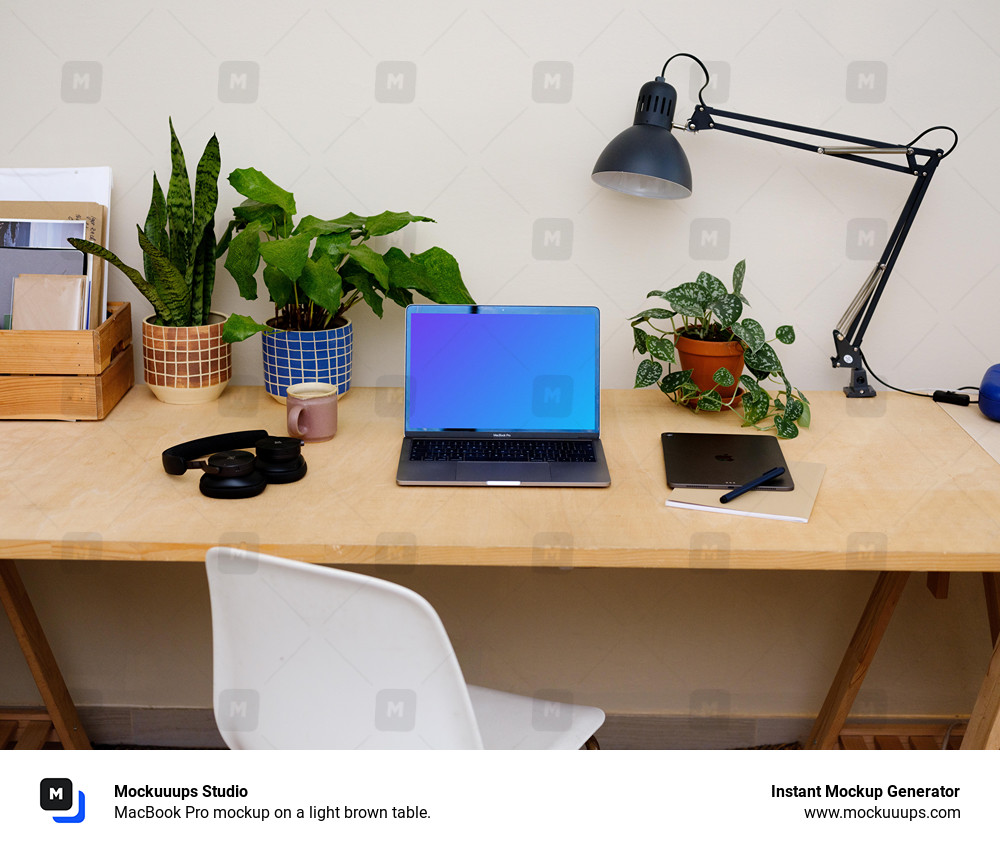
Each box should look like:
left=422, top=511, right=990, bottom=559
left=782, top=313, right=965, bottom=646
left=405, top=305, right=600, bottom=433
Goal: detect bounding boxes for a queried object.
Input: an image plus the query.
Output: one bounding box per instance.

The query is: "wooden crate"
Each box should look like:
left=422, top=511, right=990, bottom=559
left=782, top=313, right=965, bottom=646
left=0, top=301, right=134, bottom=420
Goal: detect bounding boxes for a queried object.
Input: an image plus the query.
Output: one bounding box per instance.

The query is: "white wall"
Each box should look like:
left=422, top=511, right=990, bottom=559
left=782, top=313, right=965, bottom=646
left=2, top=0, right=999, bottom=736
left=3, top=0, right=995, bottom=393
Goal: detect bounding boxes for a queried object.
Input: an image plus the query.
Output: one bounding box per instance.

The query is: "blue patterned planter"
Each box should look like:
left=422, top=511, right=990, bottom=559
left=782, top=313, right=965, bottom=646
left=262, top=319, right=353, bottom=401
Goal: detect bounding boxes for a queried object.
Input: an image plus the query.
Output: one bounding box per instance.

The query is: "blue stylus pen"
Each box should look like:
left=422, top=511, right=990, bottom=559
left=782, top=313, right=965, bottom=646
left=719, top=466, right=786, bottom=504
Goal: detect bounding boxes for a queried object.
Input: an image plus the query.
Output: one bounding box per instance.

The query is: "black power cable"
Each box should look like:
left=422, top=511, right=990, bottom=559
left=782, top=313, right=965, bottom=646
left=860, top=352, right=972, bottom=406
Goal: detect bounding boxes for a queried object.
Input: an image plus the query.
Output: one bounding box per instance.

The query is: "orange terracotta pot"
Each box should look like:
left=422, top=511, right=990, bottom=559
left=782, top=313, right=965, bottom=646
left=142, top=313, right=232, bottom=404
left=675, top=333, right=744, bottom=401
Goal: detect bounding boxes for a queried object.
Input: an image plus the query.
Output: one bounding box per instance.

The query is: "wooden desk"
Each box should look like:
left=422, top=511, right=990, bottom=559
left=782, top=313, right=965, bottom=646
left=3, top=386, right=1000, bottom=748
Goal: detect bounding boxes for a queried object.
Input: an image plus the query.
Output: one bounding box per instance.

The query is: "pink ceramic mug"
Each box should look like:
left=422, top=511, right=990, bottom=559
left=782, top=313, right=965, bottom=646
left=286, top=382, right=338, bottom=442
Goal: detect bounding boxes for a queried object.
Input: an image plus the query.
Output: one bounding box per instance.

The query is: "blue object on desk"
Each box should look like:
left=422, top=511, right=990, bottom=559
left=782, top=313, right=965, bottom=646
left=981, top=364, right=1000, bottom=422
left=719, top=466, right=786, bottom=504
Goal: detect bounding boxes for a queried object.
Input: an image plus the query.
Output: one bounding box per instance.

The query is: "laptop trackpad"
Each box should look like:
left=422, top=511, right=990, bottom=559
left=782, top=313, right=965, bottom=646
left=456, top=462, right=552, bottom=483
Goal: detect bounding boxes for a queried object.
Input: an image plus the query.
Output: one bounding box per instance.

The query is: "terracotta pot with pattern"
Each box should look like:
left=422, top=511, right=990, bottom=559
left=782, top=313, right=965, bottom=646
left=141, top=312, right=232, bottom=404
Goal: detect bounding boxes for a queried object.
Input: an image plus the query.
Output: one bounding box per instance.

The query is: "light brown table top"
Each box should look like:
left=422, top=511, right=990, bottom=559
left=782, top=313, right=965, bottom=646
left=2, top=386, right=999, bottom=570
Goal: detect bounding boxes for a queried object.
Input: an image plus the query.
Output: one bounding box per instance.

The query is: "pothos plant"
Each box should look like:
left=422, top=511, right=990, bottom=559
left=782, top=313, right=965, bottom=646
left=218, top=168, right=473, bottom=342
left=630, top=259, right=810, bottom=438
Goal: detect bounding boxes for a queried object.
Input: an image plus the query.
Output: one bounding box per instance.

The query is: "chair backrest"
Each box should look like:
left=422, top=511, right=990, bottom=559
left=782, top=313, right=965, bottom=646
left=205, top=547, right=484, bottom=749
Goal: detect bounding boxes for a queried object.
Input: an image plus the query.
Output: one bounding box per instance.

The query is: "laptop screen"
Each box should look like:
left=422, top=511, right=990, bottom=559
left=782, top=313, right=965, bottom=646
left=405, top=305, right=600, bottom=434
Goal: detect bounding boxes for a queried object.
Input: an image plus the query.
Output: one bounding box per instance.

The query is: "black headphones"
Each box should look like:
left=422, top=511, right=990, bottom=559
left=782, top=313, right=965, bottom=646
left=162, top=430, right=307, bottom=499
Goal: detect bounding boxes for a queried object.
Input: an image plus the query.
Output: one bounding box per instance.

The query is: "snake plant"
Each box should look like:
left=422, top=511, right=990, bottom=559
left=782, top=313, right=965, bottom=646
left=69, top=118, right=221, bottom=326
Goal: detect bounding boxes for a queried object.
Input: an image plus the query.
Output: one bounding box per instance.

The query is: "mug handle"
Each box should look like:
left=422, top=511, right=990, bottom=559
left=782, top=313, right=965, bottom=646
left=288, top=402, right=308, bottom=438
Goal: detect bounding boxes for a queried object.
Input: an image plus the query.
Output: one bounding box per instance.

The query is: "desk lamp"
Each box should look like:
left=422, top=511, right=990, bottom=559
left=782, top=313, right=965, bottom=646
left=592, top=53, right=958, bottom=398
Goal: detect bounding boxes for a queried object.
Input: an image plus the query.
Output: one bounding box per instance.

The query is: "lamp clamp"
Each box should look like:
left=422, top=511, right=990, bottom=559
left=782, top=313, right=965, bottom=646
left=831, top=333, right=876, bottom=398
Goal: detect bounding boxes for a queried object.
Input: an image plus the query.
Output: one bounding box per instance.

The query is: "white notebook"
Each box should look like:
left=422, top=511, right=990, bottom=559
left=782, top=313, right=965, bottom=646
left=665, top=461, right=826, bottom=523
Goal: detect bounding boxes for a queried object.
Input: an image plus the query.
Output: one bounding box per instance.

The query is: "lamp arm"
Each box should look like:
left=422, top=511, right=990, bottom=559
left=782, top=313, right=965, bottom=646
left=685, top=103, right=951, bottom=397
left=831, top=161, right=937, bottom=395
left=686, top=105, right=940, bottom=173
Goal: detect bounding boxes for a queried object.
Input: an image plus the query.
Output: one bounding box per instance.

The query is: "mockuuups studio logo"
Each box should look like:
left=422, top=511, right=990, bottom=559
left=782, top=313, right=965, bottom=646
left=847, top=61, right=887, bottom=103
left=690, top=688, right=732, bottom=717
left=532, top=61, right=573, bottom=103
left=532, top=531, right=574, bottom=570
left=375, top=689, right=417, bottom=731
left=846, top=218, right=887, bottom=260
left=532, top=690, right=574, bottom=732
left=61, top=62, right=102, bottom=103
left=374, top=531, right=416, bottom=574
left=689, top=532, right=730, bottom=568
left=376, top=61, right=416, bottom=104
left=532, top=374, right=573, bottom=417
left=690, top=218, right=730, bottom=260
left=532, top=218, right=573, bottom=260
left=846, top=532, right=888, bottom=568
left=40, top=778, right=86, bottom=824
left=691, top=61, right=730, bottom=103
left=374, top=374, right=405, bottom=418
left=853, top=688, right=888, bottom=718
left=61, top=531, right=103, bottom=561
left=218, top=61, right=259, bottom=103
left=218, top=688, right=260, bottom=731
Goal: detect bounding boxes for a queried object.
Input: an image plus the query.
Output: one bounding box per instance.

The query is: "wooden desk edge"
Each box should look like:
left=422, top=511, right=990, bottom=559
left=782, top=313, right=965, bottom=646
left=4, top=539, right=999, bottom=572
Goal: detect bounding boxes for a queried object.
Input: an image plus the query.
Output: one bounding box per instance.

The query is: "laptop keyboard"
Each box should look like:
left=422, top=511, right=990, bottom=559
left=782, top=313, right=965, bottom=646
left=409, top=439, right=597, bottom=463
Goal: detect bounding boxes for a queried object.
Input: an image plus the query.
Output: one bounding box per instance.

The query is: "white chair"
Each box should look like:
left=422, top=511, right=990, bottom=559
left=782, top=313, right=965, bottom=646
left=205, top=547, right=605, bottom=749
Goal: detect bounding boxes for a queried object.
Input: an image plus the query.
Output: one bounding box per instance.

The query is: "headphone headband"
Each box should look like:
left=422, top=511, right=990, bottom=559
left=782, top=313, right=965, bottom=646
left=161, top=430, right=271, bottom=475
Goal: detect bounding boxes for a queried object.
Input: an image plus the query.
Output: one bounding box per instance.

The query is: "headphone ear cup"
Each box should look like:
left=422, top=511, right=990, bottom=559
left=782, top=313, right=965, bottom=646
left=254, top=437, right=308, bottom=484
left=198, top=450, right=268, bottom=499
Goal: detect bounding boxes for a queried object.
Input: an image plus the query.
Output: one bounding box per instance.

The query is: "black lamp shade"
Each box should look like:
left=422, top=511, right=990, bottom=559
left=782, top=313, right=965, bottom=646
left=592, top=78, right=693, bottom=200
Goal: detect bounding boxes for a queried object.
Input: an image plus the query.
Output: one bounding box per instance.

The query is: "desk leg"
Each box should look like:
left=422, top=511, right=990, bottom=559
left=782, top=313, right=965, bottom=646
left=0, top=560, right=91, bottom=749
left=982, top=573, right=1000, bottom=647
left=806, top=571, right=910, bottom=749
left=961, top=620, right=1000, bottom=749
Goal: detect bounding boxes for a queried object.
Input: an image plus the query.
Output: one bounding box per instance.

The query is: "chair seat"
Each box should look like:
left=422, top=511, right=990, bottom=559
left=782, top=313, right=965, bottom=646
left=206, top=548, right=605, bottom=749
left=467, top=685, right=605, bottom=750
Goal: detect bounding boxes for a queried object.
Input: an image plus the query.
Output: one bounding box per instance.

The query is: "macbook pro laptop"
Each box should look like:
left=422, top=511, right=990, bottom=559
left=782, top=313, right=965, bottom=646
left=661, top=432, right=794, bottom=491
left=396, top=305, right=611, bottom=487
